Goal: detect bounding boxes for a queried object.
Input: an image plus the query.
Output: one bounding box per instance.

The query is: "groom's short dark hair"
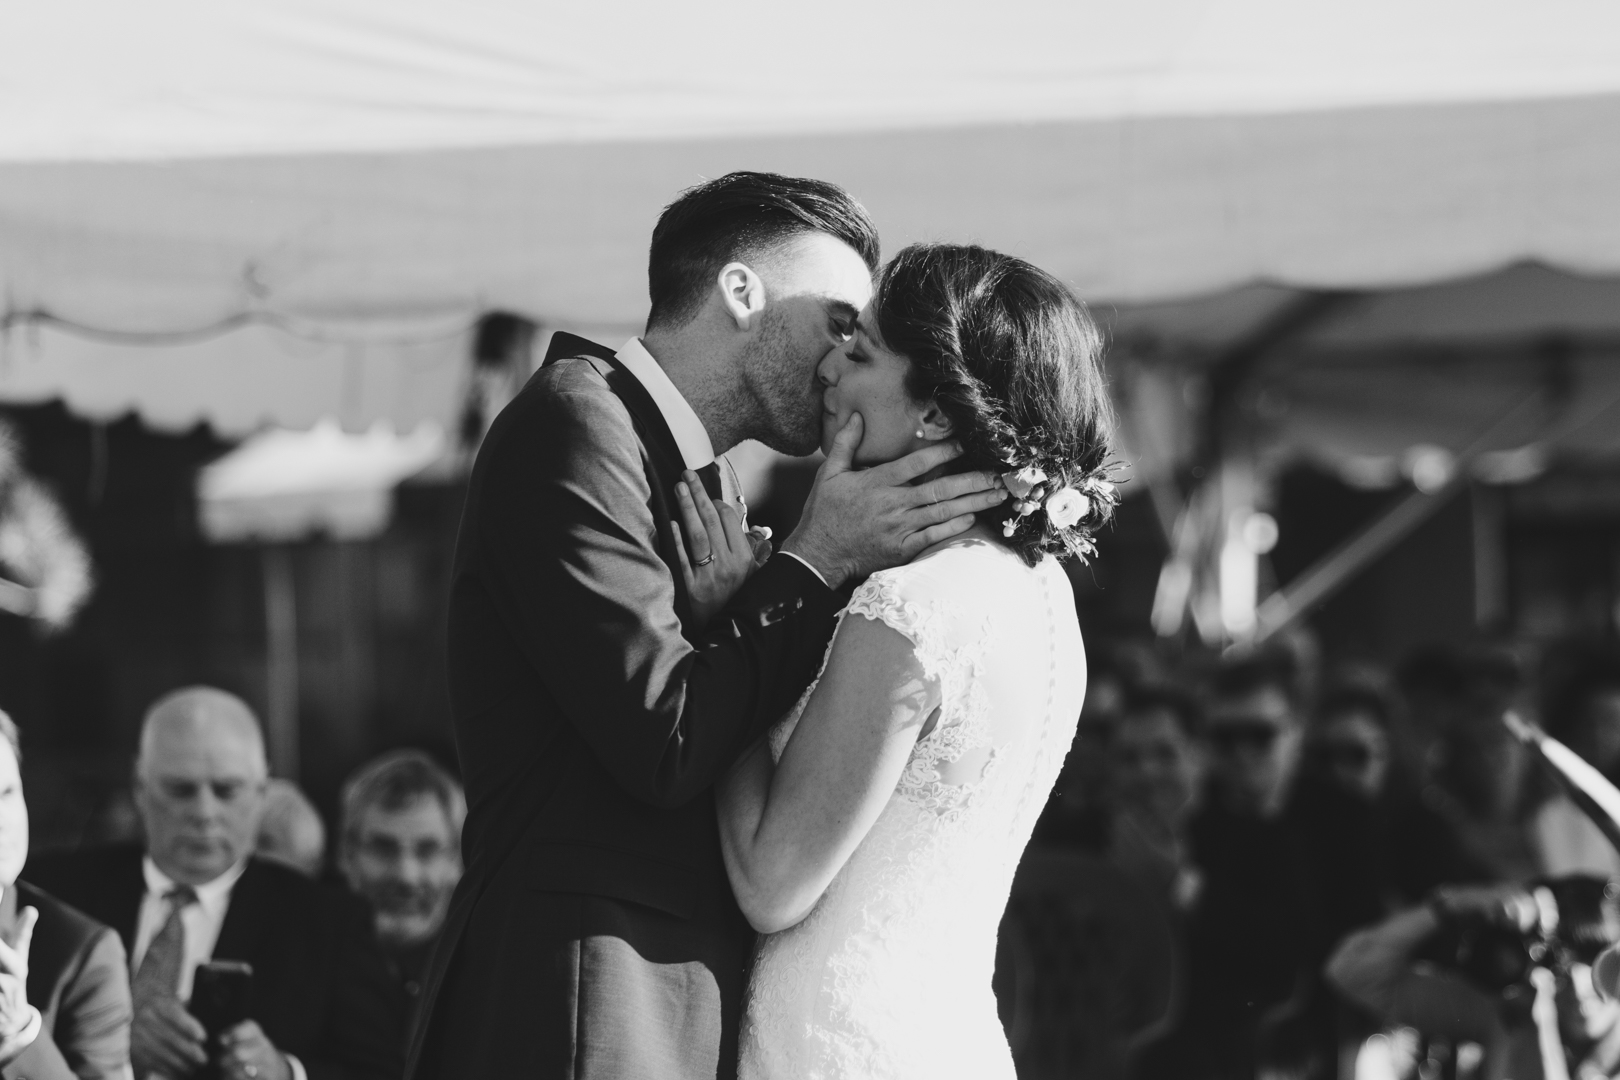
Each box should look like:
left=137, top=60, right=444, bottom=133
left=646, top=171, right=880, bottom=330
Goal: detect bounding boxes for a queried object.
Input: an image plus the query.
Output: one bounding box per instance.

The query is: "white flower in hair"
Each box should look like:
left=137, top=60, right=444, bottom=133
left=1045, top=487, right=1089, bottom=530
left=1002, top=466, right=1047, bottom=499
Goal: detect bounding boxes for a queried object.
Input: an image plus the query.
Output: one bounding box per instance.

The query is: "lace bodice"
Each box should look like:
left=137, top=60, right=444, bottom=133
left=741, top=539, right=1087, bottom=1080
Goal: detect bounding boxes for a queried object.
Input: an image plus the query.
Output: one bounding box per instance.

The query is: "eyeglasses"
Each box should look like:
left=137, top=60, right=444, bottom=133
left=1207, top=722, right=1281, bottom=754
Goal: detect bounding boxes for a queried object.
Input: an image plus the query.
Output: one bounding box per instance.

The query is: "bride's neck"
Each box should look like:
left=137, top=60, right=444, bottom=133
left=906, top=458, right=1001, bottom=559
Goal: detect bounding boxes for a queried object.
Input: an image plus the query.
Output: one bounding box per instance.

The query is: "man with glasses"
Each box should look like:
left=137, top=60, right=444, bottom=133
left=1159, top=660, right=1373, bottom=1080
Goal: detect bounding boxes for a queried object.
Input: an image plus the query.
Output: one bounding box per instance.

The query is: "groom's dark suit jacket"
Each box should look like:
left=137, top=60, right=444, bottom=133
left=406, top=334, right=842, bottom=1080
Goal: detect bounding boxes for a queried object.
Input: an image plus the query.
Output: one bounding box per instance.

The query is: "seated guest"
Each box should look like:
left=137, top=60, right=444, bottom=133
left=336, top=751, right=464, bottom=1002
left=28, top=687, right=405, bottom=1080
left=255, top=780, right=326, bottom=879
left=0, top=709, right=133, bottom=1080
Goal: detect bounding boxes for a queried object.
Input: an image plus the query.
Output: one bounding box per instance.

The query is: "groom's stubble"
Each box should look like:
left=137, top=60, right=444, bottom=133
left=735, top=304, right=827, bottom=457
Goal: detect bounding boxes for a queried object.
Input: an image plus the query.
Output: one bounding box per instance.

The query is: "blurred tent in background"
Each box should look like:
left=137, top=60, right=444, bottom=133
left=1108, top=263, right=1620, bottom=645
left=196, top=419, right=445, bottom=777
left=1, top=0, right=1619, bottom=649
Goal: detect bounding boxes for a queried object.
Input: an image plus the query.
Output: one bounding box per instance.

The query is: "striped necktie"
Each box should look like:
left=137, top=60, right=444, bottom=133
left=133, top=885, right=198, bottom=1005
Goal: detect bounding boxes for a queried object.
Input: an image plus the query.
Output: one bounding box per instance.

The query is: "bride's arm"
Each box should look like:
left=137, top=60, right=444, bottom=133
left=717, top=614, right=938, bottom=933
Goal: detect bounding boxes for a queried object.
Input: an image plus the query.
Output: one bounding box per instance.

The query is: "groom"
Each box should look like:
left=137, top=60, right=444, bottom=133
left=405, top=172, right=1006, bottom=1080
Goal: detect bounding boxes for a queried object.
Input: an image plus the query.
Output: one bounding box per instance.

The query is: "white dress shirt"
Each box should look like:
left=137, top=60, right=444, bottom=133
left=133, top=857, right=307, bottom=1080
left=615, top=337, right=827, bottom=585
left=615, top=338, right=716, bottom=472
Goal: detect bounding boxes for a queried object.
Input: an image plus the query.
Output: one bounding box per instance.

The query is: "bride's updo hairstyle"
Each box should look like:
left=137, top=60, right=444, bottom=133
left=873, top=243, right=1117, bottom=565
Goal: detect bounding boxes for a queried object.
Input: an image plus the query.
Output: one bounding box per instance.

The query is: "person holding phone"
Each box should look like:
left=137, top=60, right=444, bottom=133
left=0, top=708, right=134, bottom=1080
left=27, top=688, right=404, bottom=1080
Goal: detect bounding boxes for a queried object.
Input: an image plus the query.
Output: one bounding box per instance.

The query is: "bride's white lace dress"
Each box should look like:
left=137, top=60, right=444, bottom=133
left=740, top=538, right=1086, bottom=1080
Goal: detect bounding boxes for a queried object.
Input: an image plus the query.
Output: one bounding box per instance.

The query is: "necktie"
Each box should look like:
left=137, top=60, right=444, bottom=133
left=696, top=460, right=748, bottom=525
left=133, top=885, right=198, bottom=1005
left=695, top=461, right=724, bottom=502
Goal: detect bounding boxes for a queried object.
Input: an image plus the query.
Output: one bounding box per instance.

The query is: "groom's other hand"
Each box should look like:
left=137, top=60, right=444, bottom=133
left=781, top=414, right=1006, bottom=589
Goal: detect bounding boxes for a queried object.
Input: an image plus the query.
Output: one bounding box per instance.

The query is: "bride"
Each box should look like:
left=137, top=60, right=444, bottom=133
left=677, top=243, right=1115, bottom=1079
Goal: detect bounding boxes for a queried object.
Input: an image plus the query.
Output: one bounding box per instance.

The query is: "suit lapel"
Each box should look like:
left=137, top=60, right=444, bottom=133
left=111, top=849, right=144, bottom=949
left=542, top=332, right=688, bottom=483
left=213, top=860, right=272, bottom=963
left=542, top=331, right=699, bottom=630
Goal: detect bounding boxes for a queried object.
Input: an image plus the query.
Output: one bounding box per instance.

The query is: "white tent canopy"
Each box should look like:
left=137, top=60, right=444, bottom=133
left=3, top=0, right=1620, bottom=435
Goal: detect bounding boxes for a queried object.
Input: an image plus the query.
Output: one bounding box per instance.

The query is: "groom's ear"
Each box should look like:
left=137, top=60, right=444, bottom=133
left=717, top=262, right=767, bottom=331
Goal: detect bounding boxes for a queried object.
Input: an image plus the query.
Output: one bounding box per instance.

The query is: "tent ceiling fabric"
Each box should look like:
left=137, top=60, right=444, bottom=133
left=3, top=1, right=1619, bottom=434
left=6, top=96, right=1620, bottom=334
left=0, top=319, right=469, bottom=436
left=11, top=0, right=1620, bottom=162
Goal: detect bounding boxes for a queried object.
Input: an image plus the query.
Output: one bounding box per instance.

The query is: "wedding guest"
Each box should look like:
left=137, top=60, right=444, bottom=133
left=254, top=780, right=326, bottom=879
left=337, top=751, right=464, bottom=1004
left=27, top=686, right=405, bottom=1080
left=1307, top=685, right=1393, bottom=804
left=0, top=709, right=133, bottom=1080
left=1030, top=663, right=1126, bottom=852
left=1423, top=649, right=1539, bottom=883
left=1170, top=659, right=1320, bottom=1079
left=1159, top=657, right=1385, bottom=1080
left=1109, top=685, right=1204, bottom=911
left=1308, top=680, right=1490, bottom=904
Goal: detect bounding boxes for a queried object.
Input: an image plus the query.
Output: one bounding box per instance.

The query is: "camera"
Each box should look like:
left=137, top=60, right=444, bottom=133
left=1420, top=876, right=1620, bottom=1015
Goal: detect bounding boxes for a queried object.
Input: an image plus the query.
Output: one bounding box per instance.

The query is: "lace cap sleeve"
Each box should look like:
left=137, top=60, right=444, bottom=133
left=844, top=564, right=965, bottom=689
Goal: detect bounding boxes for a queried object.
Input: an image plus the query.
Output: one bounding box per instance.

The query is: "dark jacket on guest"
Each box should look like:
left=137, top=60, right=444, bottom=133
left=26, top=847, right=406, bottom=1080
left=0, top=880, right=131, bottom=1080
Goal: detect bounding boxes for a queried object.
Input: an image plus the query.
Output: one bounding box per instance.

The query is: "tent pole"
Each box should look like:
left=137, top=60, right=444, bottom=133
left=261, top=545, right=300, bottom=780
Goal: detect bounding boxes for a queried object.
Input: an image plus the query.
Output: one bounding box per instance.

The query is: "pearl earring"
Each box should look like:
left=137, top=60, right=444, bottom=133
left=915, top=428, right=926, bottom=439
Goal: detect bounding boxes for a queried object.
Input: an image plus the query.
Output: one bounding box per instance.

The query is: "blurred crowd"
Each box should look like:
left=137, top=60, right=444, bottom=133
left=1001, top=635, right=1620, bottom=1080
left=9, top=642, right=1620, bottom=1080
left=0, top=687, right=463, bottom=1080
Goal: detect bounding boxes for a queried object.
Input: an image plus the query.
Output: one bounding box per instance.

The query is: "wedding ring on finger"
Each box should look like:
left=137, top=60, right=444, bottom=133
left=695, top=553, right=716, bottom=567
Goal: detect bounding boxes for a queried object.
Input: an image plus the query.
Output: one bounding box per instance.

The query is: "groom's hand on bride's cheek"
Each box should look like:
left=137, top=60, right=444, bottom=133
left=781, top=414, right=1007, bottom=589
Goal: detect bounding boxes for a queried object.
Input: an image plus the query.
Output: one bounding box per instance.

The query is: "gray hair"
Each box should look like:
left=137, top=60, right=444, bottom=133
left=339, top=750, right=465, bottom=856
left=137, top=686, right=267, bottom=780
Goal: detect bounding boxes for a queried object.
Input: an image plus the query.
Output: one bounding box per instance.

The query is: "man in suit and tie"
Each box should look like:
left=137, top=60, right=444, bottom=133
left=406, top=171, right=1009, bottom=1079
left=28, top=688, right=405, bottom=1080
left=0, top=708, right=132, bottom=1080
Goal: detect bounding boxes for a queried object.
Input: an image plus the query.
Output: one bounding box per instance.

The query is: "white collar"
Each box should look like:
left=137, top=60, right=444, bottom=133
left=143, top=854, right=249, bottom=911
left=615, top=338, right=716, bottom=471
